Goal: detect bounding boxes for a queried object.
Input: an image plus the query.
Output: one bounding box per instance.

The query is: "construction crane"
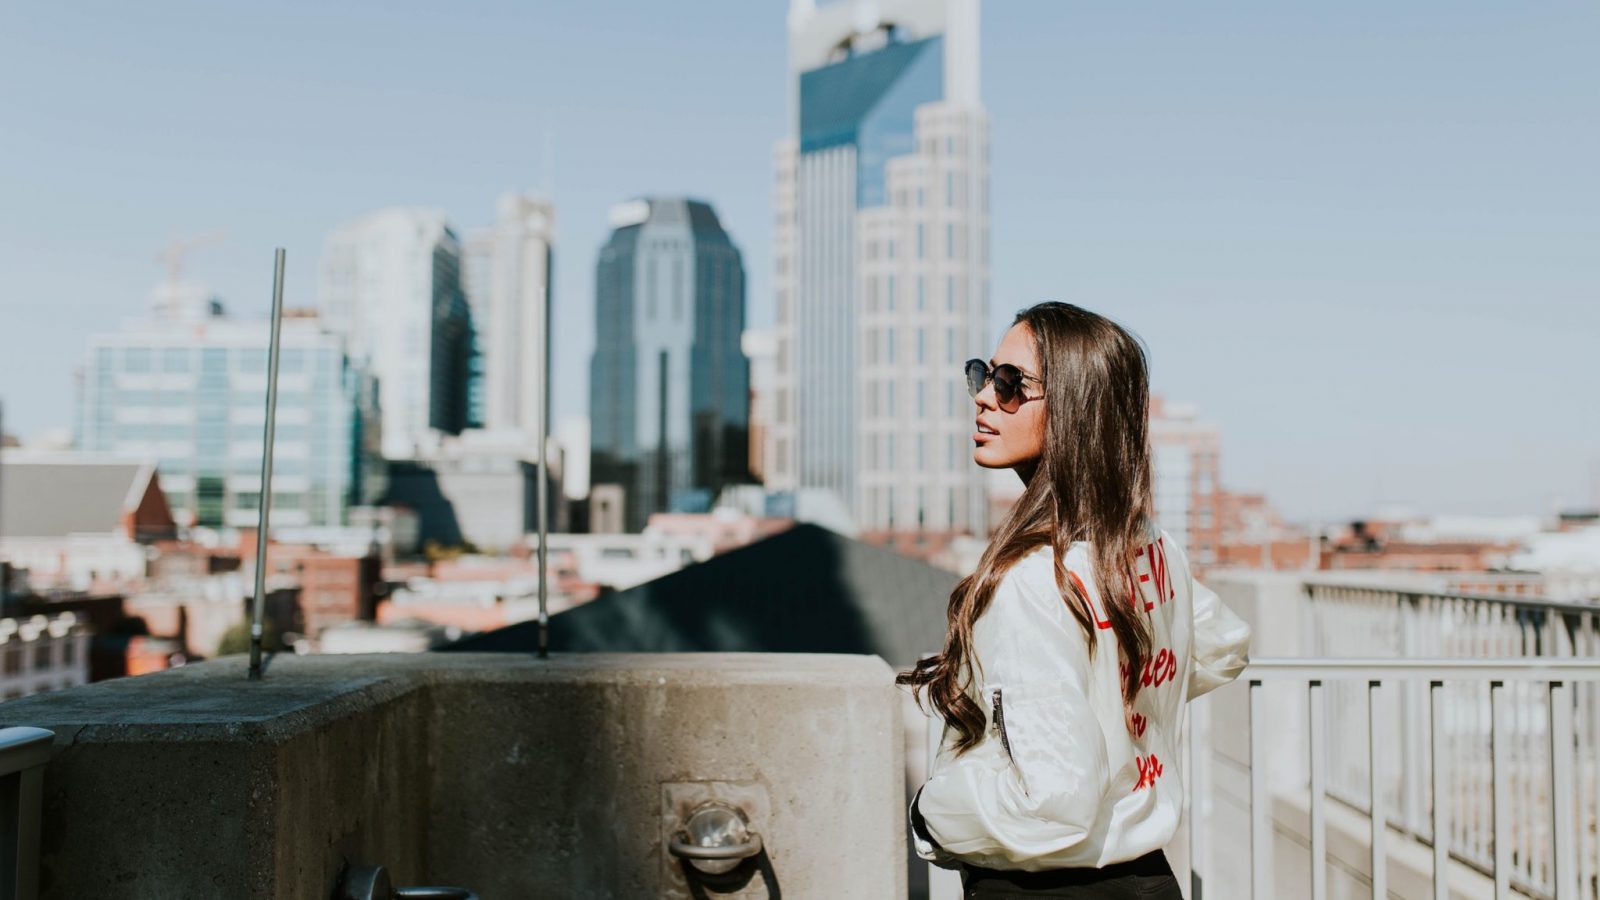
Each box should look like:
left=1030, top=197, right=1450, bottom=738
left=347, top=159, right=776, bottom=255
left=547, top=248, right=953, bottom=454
left=155, top=230, right=226, bottom=287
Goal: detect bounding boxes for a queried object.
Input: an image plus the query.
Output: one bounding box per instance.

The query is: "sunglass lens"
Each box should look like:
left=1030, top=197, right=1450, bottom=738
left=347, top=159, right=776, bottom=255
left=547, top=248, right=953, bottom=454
left=992, top=365, right=1022, bottom=407
left=964, top=360, right=986, bottom=399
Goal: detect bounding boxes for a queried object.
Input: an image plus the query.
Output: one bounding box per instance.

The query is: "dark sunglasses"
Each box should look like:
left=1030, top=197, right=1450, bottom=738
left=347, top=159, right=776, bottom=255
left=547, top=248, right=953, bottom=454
left=964, top=358, right=1043, bottom=413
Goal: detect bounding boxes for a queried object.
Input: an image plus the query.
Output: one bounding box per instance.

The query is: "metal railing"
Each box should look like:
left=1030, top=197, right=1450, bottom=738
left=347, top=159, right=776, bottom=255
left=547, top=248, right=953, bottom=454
left=0, top=726, right=52, bottom=900
left=1236, top=659, right=1599, bottom=900
left=1301, top=585, right=1599, bottom=898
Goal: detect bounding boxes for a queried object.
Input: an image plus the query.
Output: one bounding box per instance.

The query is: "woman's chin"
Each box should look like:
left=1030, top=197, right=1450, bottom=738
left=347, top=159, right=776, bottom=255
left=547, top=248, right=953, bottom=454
left=972, top=445, right=1013, bottom=469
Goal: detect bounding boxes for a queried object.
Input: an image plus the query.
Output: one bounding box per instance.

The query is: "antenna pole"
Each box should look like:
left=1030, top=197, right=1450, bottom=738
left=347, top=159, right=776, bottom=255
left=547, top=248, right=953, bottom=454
left=248, top=249, right=286, bottom=680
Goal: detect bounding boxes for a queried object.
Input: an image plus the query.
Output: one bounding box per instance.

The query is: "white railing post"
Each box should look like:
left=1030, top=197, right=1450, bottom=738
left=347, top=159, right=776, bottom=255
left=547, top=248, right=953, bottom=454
left=1308, top=680, right=1327, bottom=900
left=0, top=726, right=52, bottom=900
left=1490, top=681, right=1511, bottom=900
left=1249, top=679, right=1270, bottom=900
left=1401, top=597, right=1426, bottom=836
left=1548, top=681, right=1576, bottom=899
left=1430, top=681, right=1450, bottom=900
left=1368, top=680, right=1388, bottom=900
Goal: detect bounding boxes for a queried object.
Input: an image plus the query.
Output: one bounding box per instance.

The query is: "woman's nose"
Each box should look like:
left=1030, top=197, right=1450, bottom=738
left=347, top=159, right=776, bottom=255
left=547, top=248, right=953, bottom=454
left=974, top=381, right=998, bottom=410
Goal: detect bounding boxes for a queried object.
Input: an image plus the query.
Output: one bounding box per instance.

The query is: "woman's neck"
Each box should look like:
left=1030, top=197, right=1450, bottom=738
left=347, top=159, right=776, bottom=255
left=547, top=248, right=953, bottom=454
left=1014, top=459, right=1040, bottom=487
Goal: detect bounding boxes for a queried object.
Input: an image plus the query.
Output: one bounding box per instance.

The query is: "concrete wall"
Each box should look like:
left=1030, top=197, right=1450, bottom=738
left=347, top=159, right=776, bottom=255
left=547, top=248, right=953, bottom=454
left=0, top=652, right=906, bottom=900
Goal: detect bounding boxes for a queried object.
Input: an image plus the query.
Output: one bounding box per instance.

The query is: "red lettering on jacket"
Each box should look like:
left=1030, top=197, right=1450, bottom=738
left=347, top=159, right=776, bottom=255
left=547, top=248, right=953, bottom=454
left=1133, top=754, right=1164, bottom=792
left=1137, top=648, right=1177, bottom=689
left=1067, top=570, right=1113, bottom=631
left=1148, top=538, right=1174, bottom=603
left=1070, top=536, right=1174, bottom=629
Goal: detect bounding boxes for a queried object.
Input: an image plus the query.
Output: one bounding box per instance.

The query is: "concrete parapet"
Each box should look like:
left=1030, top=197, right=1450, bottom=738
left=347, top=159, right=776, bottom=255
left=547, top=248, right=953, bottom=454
left=0, top=652, right=906, bottom=899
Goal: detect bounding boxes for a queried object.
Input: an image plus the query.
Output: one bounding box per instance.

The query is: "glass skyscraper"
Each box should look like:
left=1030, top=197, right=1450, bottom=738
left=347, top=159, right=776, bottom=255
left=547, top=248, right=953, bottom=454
left=76, top=284, right=379, bottom=529
left=769, top=0, right=990, bottom=534
left=590, top=198, right=750, bottom=533
left=317, top=208, right=473, bottom=459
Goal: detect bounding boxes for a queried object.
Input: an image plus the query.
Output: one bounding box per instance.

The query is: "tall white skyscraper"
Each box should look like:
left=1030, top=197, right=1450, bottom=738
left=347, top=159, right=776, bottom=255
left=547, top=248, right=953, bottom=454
left=318, top=208, right=472, bottom=459
left=770, top=0, right=990, bottom=534
left=480, top=194, right=555, bottom=438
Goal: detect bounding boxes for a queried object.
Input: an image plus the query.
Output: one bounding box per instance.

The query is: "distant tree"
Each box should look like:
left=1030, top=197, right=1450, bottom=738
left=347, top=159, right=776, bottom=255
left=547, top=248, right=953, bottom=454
left=422, top=539, right=480, bottom=563
left=216, top=616, right=282, bottom=657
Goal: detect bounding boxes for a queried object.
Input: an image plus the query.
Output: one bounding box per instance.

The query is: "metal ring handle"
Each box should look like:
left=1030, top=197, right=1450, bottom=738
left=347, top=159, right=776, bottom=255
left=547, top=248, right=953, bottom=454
left=668, top=831, right=763, bottom=861
left=338, top=864, right=478, bottom=900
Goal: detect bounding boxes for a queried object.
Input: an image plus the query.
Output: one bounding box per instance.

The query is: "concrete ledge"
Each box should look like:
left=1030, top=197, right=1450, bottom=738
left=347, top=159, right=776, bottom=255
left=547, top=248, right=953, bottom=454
left=1, top=652, right=906, bottom=899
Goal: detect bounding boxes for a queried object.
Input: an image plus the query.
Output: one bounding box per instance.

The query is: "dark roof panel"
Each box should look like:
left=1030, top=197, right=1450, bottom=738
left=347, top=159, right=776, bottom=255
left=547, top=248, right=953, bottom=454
left=442, top=523, right=956, bottom=668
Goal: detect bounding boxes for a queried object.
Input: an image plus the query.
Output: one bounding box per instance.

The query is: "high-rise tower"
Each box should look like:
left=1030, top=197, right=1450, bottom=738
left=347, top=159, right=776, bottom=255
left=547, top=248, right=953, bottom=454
left=590, top=198, right=750, bottom=532
left=770, top=0, right=989, bottom=534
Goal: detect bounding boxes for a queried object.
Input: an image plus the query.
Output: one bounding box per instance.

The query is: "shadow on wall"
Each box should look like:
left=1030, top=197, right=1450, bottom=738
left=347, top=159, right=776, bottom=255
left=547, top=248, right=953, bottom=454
left=440, top=522, right=958, bottom=900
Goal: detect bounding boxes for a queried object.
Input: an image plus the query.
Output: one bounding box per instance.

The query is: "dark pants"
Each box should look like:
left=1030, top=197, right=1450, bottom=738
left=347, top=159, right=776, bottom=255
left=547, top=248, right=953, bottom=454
left=960, top=850, right=1183, bottom=899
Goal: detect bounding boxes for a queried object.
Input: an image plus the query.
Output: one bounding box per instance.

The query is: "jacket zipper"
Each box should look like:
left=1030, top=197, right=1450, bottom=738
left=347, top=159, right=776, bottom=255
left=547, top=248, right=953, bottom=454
left=991, top=688, right=1014, bottom=764
left=991, top=688, right=1028, bottom=796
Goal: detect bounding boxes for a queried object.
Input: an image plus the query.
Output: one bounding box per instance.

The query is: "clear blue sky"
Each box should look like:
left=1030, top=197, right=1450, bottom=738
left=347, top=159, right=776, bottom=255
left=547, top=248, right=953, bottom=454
left=2, top=0, right=1596, bottom=522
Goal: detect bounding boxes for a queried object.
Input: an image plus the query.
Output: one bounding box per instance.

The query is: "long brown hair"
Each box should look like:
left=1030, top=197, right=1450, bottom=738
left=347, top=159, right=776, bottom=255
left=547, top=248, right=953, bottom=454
left=898, top=302, right=1156, bottom=754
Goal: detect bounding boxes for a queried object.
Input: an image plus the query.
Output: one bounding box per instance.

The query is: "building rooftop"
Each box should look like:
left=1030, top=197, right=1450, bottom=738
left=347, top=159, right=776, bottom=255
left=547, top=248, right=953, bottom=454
left=0, top=455, right=161, bottom=540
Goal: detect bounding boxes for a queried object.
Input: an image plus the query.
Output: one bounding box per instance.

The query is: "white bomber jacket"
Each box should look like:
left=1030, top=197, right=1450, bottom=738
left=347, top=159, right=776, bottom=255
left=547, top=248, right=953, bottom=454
left=911, top=526, right=1251, bottom=871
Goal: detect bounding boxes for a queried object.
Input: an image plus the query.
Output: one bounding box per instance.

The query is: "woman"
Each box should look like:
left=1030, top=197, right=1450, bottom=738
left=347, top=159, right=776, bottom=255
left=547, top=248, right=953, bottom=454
left=900, top=302, right=1252, bottom=898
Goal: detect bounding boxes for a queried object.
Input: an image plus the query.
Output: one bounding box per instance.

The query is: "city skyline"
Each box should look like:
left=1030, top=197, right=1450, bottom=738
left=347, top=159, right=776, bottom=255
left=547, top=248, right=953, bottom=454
left=2, top=1, right=1596, bottom=522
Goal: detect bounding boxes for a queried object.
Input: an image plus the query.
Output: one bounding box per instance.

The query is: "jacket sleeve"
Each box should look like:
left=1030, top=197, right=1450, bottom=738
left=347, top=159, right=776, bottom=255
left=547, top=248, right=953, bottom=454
left=1187, top=577, right=1251, bottom=699
left=912, top=567, right=1111, bottom=864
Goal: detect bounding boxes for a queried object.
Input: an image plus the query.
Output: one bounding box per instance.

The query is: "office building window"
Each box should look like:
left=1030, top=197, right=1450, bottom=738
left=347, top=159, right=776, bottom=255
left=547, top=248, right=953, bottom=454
left=161, top=348, right=190, bottom=373
left=916, top=276, right=925, bottom=310
left=123, top=348, right=153, bottom=373
left=916, top=328, right=925, bottom=365
left=916, top=223, right=925, bottom=259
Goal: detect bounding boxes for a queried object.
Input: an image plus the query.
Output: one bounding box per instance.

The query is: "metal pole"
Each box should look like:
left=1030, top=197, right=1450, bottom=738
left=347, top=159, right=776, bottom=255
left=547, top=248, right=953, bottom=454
left=0, top=398, right=7, bottom=609
left=536, top=281, right=550, bottom=659
left=248, top=248, right=286, bottom=681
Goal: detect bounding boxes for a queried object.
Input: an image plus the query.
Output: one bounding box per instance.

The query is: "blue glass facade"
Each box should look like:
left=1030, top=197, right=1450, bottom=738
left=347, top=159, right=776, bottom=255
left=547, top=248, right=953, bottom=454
left=590, top=199, right=749, bottom=532
left=799, top=35, right=944, bottom=208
